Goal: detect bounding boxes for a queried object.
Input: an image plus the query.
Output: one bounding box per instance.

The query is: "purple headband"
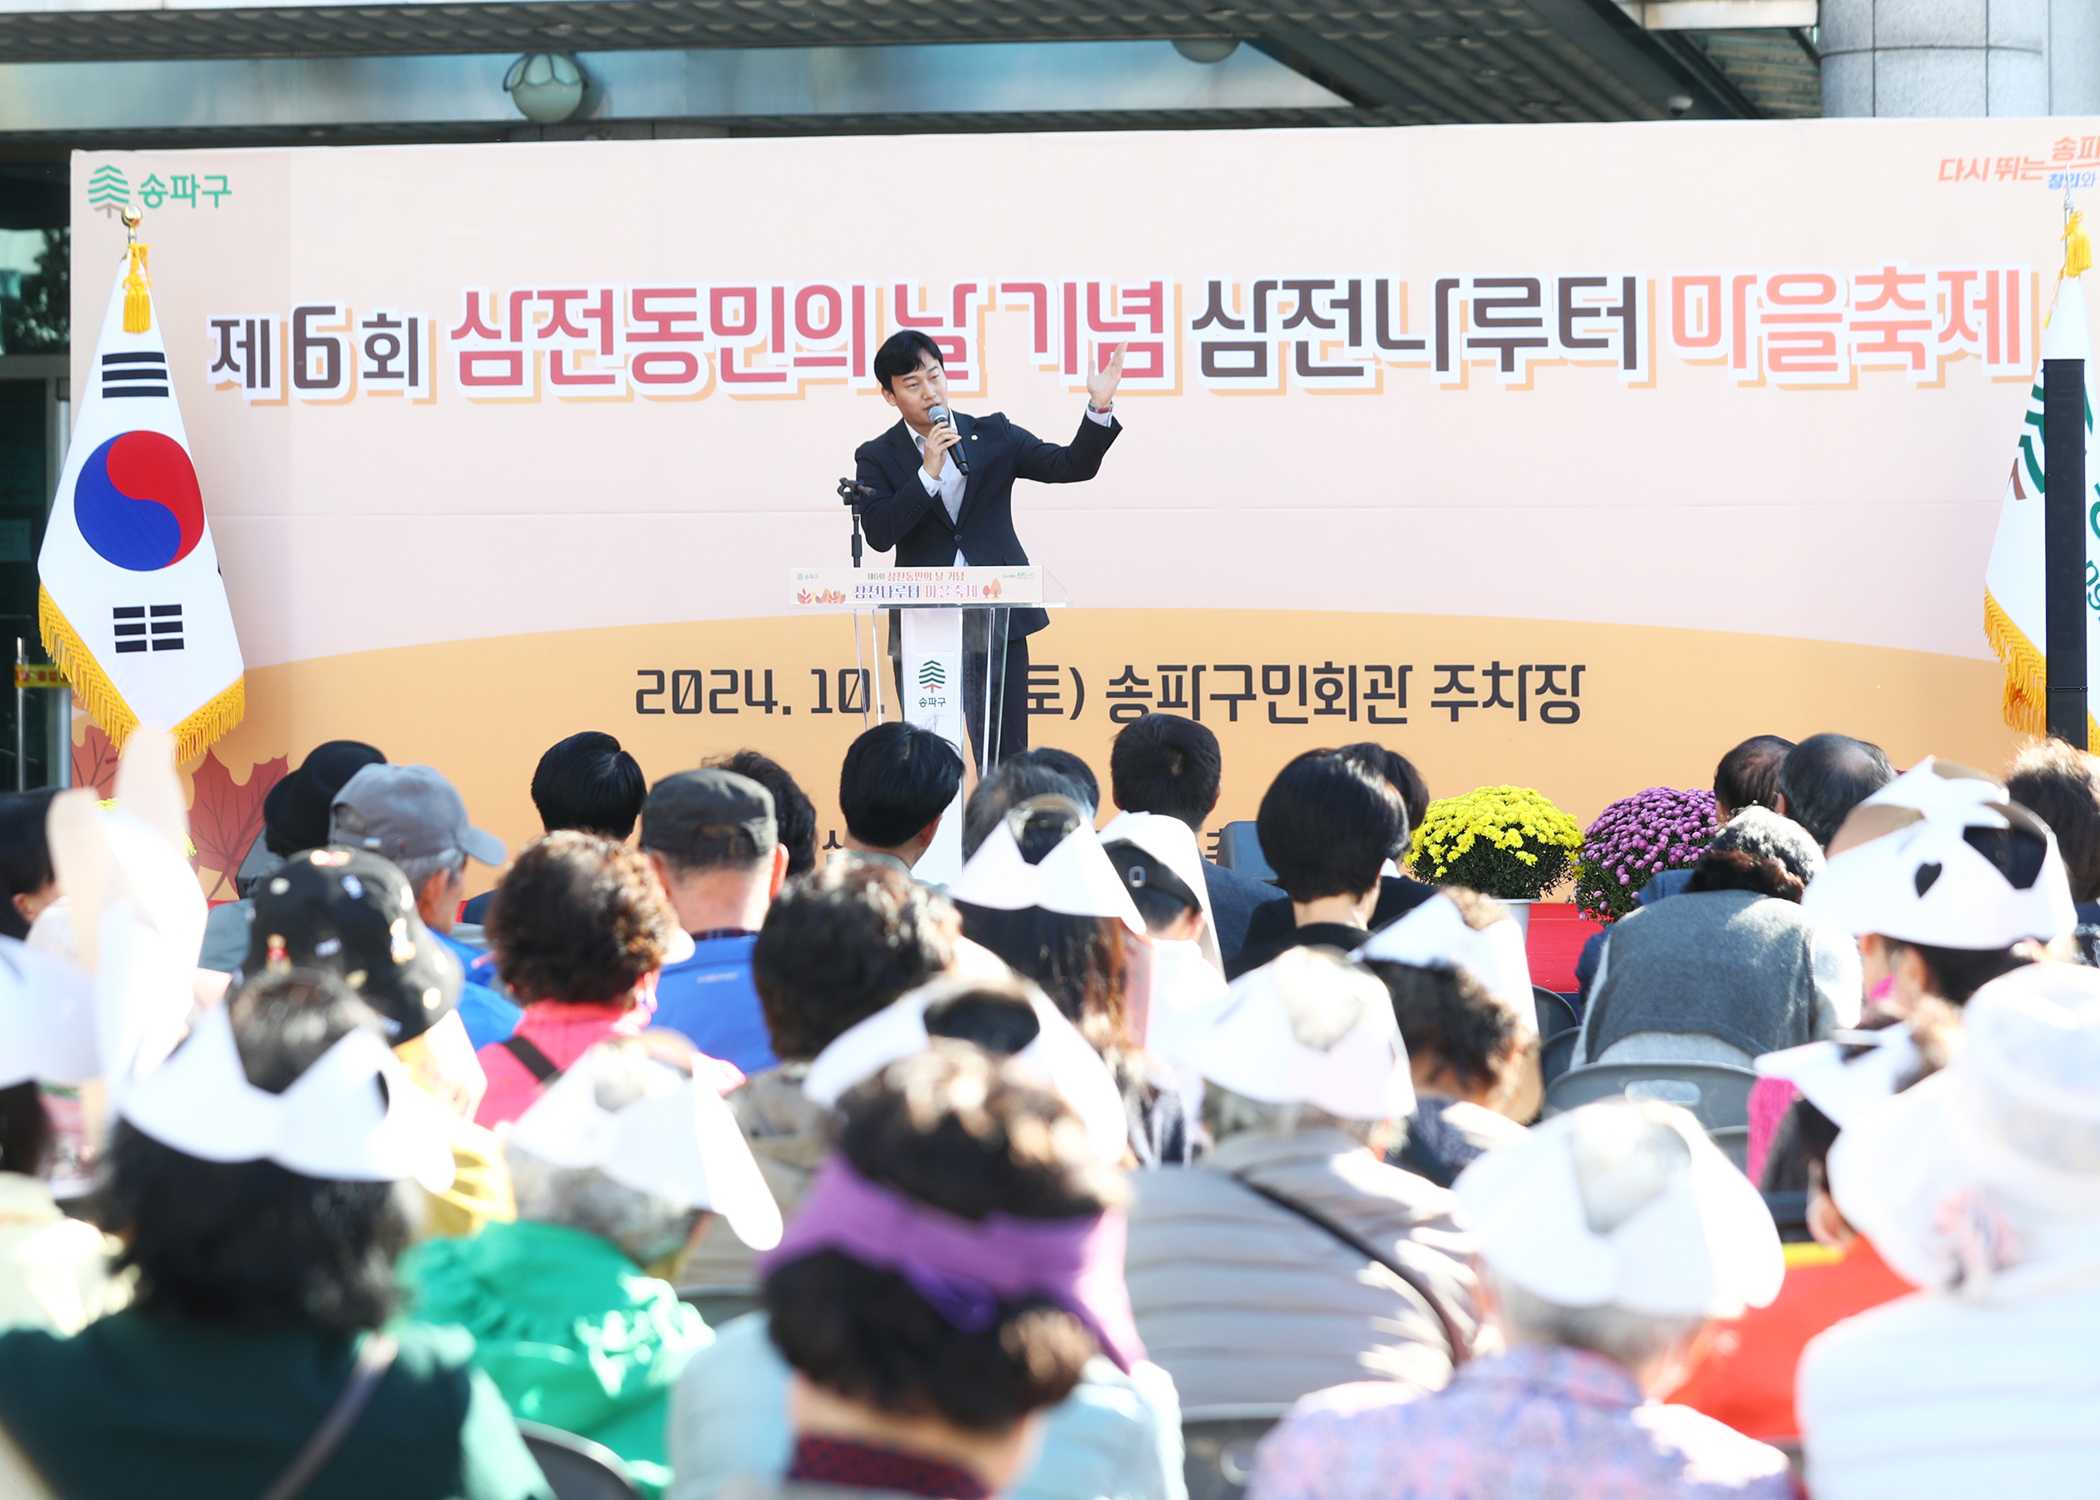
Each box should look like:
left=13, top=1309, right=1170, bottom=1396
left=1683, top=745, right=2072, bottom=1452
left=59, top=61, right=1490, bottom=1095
left=759, top=1154, right=1146, bottom=1374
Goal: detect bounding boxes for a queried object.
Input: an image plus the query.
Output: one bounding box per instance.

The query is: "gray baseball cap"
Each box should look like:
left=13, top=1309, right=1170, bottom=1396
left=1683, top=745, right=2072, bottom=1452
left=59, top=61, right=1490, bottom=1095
left=641, top=768, right=776, bottom=860
left=329, top=763, right=507, bottom=868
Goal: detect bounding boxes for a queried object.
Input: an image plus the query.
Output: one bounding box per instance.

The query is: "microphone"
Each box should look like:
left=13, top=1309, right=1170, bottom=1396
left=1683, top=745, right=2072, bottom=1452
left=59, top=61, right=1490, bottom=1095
left=927, top=403, right=969, bottom=475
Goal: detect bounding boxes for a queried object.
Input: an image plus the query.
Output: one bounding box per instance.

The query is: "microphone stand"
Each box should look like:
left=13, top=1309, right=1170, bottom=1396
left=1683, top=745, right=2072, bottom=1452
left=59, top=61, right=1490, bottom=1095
left=838, top=477, right=880, bottom=727
left=837, top=477, right=870, bottom=568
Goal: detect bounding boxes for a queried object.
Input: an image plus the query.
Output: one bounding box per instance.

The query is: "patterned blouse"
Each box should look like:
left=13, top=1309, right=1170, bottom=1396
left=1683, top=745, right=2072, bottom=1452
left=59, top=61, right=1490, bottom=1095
left=1248, top=1344, right=1795, bottom=1500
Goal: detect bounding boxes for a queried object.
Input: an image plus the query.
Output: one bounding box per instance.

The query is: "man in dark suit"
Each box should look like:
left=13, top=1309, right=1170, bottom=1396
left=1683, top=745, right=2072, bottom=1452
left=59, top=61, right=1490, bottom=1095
left=1106, top=712, right=1285, bottom=969
left=855, top=329, right=1126, bottom=767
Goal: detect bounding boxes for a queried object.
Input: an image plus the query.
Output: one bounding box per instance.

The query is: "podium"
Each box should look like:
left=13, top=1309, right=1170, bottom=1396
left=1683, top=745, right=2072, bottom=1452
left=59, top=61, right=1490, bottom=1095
left=788, top=564, right=1051, bottom=884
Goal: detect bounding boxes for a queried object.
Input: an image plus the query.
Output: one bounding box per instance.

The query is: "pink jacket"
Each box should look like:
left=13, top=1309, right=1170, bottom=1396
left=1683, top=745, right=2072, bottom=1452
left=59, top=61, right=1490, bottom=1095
left=473, top=999, right=655, bottom=1129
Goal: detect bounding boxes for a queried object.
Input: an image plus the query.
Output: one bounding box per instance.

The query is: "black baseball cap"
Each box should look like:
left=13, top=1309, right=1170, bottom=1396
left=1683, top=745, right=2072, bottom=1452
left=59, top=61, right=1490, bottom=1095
left=264, top=741, right=386, bottom=855
left=240, top=847, right=461, bottom=1042
left=1103, top=838, right=1202, bottom=913
left=641, top=769, right=777, bottom=862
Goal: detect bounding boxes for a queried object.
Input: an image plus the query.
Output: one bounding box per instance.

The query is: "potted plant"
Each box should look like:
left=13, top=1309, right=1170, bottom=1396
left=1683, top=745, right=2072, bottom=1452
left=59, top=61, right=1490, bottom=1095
left=1406, top=785, right=1584, bottom=929
left=1572, top=786, right=1718, bottom=923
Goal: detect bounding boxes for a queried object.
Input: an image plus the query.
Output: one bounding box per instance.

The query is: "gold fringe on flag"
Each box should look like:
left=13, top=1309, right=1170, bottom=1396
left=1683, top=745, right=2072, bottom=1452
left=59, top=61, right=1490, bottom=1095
left=39, top=585, right=244, bottom=762
left=121, top=242, right=151, bottom=335
left=171, top=676, right=244, bottom=764
left=1985, top=586, right=2047, bottom=735
left=2067, top=209, right=2093, bottom=281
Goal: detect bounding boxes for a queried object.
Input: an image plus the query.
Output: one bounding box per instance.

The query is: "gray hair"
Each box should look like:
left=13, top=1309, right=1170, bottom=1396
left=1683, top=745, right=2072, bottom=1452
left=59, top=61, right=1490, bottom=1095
left=394, top=847, right=467, bottom=898
left=504, top=1038, right=703, bottom=1268
left=1712, top=805, right=1823, bottom=886
left=1201, top=1082, right=1380, bottom=1147
left=1489, top=1100, right=1707, bottom=1368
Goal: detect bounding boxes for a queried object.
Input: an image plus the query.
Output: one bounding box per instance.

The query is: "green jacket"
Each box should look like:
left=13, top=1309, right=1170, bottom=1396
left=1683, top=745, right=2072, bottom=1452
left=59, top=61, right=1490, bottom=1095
left=405, top=1218, right=713, bottom=1498
left=0, top=1310, right=550, bottom=1500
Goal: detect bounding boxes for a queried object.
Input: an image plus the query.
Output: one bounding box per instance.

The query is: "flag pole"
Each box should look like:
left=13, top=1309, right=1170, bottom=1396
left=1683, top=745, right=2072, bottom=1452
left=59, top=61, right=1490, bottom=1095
left=2047, top=191, right=2090, bottom=749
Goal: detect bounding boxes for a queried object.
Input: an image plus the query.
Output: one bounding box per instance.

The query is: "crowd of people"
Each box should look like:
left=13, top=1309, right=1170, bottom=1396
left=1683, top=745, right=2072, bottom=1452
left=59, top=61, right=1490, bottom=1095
left=1, top=707, right=2098, bottom=1499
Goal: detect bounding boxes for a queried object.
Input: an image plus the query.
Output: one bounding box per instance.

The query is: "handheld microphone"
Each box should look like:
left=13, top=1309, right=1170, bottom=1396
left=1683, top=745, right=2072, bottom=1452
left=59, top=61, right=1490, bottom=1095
left=927, top=403, right=969, bottom=475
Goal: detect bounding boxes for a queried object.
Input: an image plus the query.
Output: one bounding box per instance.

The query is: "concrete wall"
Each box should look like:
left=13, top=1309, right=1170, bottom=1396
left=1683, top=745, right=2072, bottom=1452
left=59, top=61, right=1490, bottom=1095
left=1822, top=0, right=2099, bottom=115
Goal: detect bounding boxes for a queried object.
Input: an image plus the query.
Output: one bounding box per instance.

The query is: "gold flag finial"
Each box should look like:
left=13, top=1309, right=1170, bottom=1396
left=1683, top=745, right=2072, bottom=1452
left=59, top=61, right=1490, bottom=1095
left=119, top=207, right=151, bottom=335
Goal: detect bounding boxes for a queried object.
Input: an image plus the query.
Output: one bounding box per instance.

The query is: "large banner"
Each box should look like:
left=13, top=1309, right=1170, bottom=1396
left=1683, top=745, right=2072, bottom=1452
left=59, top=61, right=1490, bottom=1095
left=67, top=122, right=2100, bottom=896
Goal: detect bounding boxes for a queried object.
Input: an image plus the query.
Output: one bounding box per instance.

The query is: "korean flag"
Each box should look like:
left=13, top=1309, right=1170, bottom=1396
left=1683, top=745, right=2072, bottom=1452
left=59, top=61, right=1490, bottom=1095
left=37, top=242, right=244, bottom=760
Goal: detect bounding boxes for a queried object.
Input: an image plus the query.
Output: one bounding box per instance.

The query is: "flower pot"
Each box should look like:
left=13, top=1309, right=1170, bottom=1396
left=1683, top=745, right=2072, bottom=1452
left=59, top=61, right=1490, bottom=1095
left=1498, top=898, right=1533, bottom=938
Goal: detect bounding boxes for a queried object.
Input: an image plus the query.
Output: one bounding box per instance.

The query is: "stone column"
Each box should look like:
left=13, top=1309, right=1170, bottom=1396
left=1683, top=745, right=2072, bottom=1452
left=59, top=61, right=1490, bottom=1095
left=1821, top=0, right=2100, bottom=116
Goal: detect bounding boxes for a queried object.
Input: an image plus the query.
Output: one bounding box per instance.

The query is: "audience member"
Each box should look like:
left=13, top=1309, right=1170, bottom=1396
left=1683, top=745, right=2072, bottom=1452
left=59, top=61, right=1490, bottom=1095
left=643, top=769, right=789, bottom=1073
left=2006, top=737, right=2100, bottom=923
left=1131, top=947, right=1482, bottom=1407
left=1664, top=1011, right=1954, bottom=1444
left=0, top=974, right=552, bottom=1500
left=462, top=730, right=646, bottom=924
left=1801, top=761, right=2070, bottom=1011
left=1250, top=1097, right=1790, bottom=1500
left=1576, top=807, right=1858, bottom=1067
left=240, top=846, right=514, bottom=1237
left=1107, top=713, right=1278, bottom=965
left=709, top=749, right=819, bottom=878
left=950, top=794, right=1188, bottom=1164
left=1226, top=750, right=1408, bottom=980
left=0, top=788, right=62, bottom=942
left=1010, top=746, right=1101, bottom=819
left=963, top=758, right=1087, bottom=859
left=1365, top=959, right=1532, bottom=1188
left=0, top=941, right=123, bottom=1333
left=1101, top=813, right=1230, bottom=1100
left=1244, top=743, right=1432, bottom=957
left=406, top=1038, right=782, bottom=1499
left=330, top=763, right=519, bottom=1049
left=198, top=739, right=384, bottom=972
left=715, top=1049, right=1154, bottom=1500
left=1799, top=963, right=2100, bottom=1497
left=1776, top=732, right=1895, bottom=849
left=670, top=988, right=1185, bottom=1500
left=838, top=721, right=966, bottom=875
left=680, top=860, right=958, bottom=1287
left=476, top=830, right=687, bottom=1127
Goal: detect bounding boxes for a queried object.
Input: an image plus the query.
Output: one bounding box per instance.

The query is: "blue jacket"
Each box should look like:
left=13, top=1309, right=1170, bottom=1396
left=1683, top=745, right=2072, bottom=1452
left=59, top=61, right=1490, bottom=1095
left=652, top=934, right=777, bottom=1074
left=434, top=929, right=522, bottom=1050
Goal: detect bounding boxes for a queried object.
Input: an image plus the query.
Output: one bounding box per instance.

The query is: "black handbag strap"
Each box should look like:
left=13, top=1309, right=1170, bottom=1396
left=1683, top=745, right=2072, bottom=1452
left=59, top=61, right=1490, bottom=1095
left=257, top=1332, right=398, bottom=1500
left=1231, top=1173, right=1472, bottom=1366
left=500, top=1034, right=562, bottom=1085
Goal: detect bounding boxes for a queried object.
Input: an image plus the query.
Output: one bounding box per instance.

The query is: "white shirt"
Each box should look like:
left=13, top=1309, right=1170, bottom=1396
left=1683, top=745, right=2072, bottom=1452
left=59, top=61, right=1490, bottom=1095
left=913, top=404, right=1116, bottom=567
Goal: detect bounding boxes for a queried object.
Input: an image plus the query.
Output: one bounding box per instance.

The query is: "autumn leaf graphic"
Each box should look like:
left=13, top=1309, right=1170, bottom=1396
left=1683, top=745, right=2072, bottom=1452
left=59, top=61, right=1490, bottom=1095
left=188, top=750, right=289, bottom=901
left=71, top=719, right=118, bottom=797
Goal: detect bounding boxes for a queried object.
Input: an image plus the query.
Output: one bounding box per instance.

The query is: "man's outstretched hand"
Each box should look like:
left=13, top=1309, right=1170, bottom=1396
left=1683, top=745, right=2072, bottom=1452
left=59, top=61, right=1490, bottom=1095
left=1088, top=341, right=1129, bottom=408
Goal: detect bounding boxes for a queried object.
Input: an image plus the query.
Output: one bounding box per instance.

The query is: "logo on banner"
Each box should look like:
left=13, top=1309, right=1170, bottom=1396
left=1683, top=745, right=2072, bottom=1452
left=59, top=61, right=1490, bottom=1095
left=74, top=431, right=204, bottom=572
left=917, top=661, right=946, bottom=688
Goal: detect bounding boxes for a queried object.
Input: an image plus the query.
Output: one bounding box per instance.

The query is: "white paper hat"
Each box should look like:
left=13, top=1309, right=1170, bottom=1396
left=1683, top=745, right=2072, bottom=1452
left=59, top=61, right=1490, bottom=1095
left=947, top=815, right=1145, bottom=935
left=1355, top=893, right=1537, bottom=1036
left=1830, top=961, right=2100, bottom=1290
left=1801, top=783, right=2074, bottom=948
left=1178, top=946, right=1415, bottom=1121
left=803, top=975, right=1131, bottom=1163
left=1756, top=1028, right=1922, bottom=1130
left=508, top=1044, right=784, bottom=1250
left=1456, top=1099, right=1783, bottom=1318
left=118, top=1002, right=456, bottom=1192
left=0, top=936, right=99, bottom=1088
left=1098, top=810, right=1223, bottom=973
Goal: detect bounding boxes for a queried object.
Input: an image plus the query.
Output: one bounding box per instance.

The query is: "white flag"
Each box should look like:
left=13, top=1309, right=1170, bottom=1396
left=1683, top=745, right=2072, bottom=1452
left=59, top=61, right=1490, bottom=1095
left=37, top=242, right=243, bottom=760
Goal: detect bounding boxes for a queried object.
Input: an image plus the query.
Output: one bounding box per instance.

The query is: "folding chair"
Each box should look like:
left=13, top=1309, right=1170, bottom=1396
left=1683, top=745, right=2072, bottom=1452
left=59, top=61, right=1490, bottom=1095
left=1181, top=1405, right=1292, bottom=1500
left=1543, top=1060, right=1759, bottom=1137
left=516, top=1421, right=640, bottom=1500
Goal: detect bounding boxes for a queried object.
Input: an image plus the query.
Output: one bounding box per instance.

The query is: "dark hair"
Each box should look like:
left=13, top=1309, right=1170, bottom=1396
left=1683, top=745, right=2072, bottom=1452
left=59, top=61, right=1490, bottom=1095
left=531, top=731, right=647, bottom=840
left=963, top=762, right=1086, bottom=860
left=922, top=978, right=1046, bottom=1055
left=765, top=1049, right=1119, bottom=1431
left=753, top=862, right=957, bottom=1062
left=839, top=722, right=964, bottom=850
left=1108, top=714, right=1222, bottom=831
left=0, top=1080, right=51, bottom=1177
left=2008, top=741, right=2100, bottom=902
left=956, top=797, right=1132, bottom=1045
left=1010, top=748, right=1099, bottom=815
left=1715, top=735, right=1795, bottom=819
left=1683, top=845, right=1806, bottom=902
left=1256, top=750, right=1407, bottom=902
left=1776, top=733, right=1896, bottom=848
left=106, top=973, right=407, bottom=1333
left=709, top=751, right=818, bottom=877
left=487, top=831, right=675, bottom=1005
left=0, top=787, right=60, bottom=942
left=1366, top=960, right=1519, bottom=1096
left=1878, top=938, right=2035, bottom=1005
left=874, top=330, right=944, bottom=393
left=1338, top=743, right=1428, bottom=840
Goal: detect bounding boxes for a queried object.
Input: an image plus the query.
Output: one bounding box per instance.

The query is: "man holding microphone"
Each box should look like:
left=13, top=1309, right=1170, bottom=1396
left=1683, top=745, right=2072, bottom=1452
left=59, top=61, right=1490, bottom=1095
left=854, top=330, right=1127, bottom=769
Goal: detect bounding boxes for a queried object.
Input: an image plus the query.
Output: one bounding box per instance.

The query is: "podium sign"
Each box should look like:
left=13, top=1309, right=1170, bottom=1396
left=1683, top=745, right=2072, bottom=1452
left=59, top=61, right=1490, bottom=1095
left=788, top=565, right=1043, bottom=609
